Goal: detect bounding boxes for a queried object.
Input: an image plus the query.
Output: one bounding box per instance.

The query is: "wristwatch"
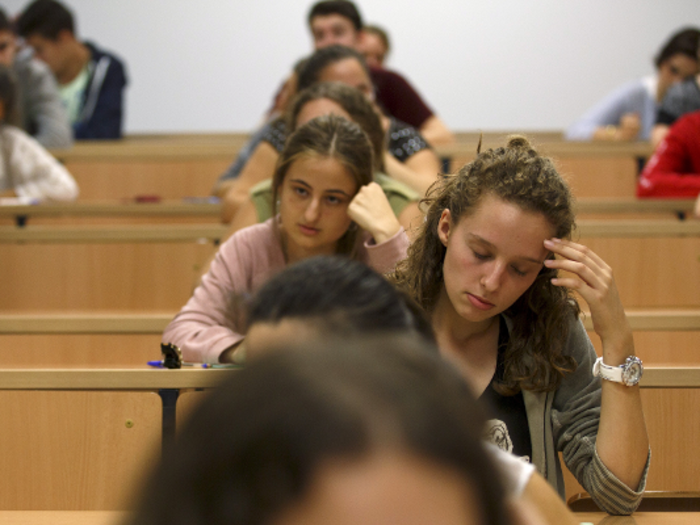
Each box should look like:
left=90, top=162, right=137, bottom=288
left=592, top=356, right=643, bottom=386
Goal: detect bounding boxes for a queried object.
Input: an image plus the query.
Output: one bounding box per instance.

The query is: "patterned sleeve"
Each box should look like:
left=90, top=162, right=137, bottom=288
left=260, top=118, right=288, bottom=153
left=387, top=119, right=430, bottom=163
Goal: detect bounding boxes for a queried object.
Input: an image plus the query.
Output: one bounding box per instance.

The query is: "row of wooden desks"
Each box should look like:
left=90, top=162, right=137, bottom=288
left=0, top=509, right=696, bottom=524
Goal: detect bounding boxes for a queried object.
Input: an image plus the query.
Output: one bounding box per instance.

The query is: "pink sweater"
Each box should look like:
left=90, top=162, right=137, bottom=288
left=162, top=218, right=410, bottom=363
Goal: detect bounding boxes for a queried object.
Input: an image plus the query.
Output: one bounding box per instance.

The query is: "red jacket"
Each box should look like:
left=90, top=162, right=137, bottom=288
left=637, top=110, right=700, bottom=197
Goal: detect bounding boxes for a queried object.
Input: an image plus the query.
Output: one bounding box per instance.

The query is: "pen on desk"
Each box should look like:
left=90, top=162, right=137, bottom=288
left=147, top=360, right=238, bottom=369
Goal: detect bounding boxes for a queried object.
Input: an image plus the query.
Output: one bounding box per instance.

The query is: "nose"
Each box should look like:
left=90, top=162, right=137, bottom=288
left=304, top=198, right=321, bottom=223
left=481, top=261, right=505, bottom=293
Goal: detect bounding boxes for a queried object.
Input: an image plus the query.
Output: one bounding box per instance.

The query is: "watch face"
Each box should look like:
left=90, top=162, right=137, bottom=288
left=622, top=357, right=643, bottom=386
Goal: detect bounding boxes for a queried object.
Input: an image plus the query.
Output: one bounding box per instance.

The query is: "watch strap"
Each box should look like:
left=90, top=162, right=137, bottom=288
left=592, top=356, right=623, bottom=383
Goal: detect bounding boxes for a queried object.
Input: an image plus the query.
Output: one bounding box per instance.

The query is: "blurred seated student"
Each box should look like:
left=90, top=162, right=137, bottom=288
left=653, top=35, right=700, bottom=147
left=566, top=27, right=699, bottom=142
left=217, top=46, right=440, bottom=220
left=268, top=0, right=454, bottom=145
left=239, top=256, right=577, bottom=525
left=0, top=7, right=71, bottom=148
left=163, top=115, right=408, bottom=364
left=128, top=338, right=523, bottom=525
left=0, top=64, right=77, bottom=201
left=224, top=82, right=425, bottom=240
left=638, top=110, right=700, bottom=211
left=16, top=0, right=128, bottom=140
left=358, top=24, right=390, bottom=69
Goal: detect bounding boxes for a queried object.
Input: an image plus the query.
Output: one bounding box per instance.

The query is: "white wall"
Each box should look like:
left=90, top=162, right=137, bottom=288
left=4, top=0, right=699, bottom=133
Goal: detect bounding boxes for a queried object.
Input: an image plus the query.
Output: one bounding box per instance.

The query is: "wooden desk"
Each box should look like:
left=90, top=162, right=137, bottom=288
left=574, top=512, right=700, bottom=524
left=0, top=367, right=237, bottom=510
left=436, top=138, right=652, bottom=199
left=0, top=510, right=697, bottom=525
left=0, top=201, right=222, bottom=228
left=575, top=198, right=694, bottom=216
left=0, top=510, right=127, bottom=525
left=0, top=224, right=227, bottom=243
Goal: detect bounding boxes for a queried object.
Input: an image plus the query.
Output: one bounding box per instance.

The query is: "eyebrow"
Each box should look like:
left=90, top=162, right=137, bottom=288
left=288, top=179, right=352, bottom=197
left=468, top=233, right=544, bottom=265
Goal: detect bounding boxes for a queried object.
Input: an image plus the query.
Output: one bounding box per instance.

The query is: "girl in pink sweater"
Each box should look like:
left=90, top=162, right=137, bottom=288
left=163, top=114, right=409, bottom=363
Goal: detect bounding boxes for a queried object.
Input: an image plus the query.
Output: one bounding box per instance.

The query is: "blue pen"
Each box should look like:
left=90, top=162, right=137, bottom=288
left=147, top=360, right=215, bottom=369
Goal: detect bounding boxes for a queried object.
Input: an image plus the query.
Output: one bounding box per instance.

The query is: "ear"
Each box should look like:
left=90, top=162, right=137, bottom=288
left=437, top=209, right=451, bottom=247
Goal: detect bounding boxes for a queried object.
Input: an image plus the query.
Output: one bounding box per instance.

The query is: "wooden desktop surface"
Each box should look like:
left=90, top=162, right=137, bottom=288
left=0, top=366, right=696, bottom=389
left=0, top=510, right=696, bottom=525
left=0, top=367, right=236, bottom=390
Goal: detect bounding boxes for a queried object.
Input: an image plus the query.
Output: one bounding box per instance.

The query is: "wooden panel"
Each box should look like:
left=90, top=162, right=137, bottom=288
left=64, top=160, right=230, bottom=200
left=563, top=388, right=700, bottom=501
left=578, top=237, right=700, bottom=308
left=641, top=389, right=700, bottom=490
left=0, top=334, right=162, bottom=366
left=586, top=331, right=700, bottom=365
left=0, top=510, right=127, bottom=525
left=0, top=242, right=215, bottom=311
left=0, top=391, right=161, bottom=510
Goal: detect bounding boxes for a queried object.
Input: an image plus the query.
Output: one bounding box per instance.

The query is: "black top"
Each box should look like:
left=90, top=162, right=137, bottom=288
left=479, top=317, right=533, bottom=461
left=261, top=117, right=430, bottom=163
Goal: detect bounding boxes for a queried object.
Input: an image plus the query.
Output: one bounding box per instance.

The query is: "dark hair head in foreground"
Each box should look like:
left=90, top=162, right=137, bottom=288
left=127, top=338, right=511, bottom=525
left=246, top=256, right=435, bottom=351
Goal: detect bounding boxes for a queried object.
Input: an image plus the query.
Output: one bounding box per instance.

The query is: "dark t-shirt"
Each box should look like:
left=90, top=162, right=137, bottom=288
left=480, top=317, right=533, bottom=461
left=261, top=117, right=430, bottom=161
left=370, top=67, right=434, bottom=130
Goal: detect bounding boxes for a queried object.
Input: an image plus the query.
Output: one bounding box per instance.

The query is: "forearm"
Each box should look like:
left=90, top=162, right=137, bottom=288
left=595, top=330, right=649, bottom=490
left=419, top=115, right=454, bottom=145
left=383, top=152, right=437, bottom=196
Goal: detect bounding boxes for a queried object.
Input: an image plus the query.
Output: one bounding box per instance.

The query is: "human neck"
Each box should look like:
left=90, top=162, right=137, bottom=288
left=432, top=288, right=500, bottom=394
left=432, top=287, right=497, bottom=343
left=56, top=41, right=91, bottom=85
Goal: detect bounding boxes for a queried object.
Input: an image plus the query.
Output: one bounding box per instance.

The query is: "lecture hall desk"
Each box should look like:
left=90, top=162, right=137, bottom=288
left=0, top=367, right=234, bottom=510
left=0, top=510, right=697, bottom=525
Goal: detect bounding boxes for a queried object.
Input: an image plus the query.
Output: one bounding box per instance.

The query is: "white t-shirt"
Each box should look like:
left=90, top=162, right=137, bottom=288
left=0, top=125, right=78, bottom=201
left=486, top=442, right=536, bottom=498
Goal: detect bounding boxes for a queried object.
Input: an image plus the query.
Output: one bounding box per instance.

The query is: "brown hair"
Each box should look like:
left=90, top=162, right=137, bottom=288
left=287, top=81, right=386, bottom=172
left=393, top=136, right=579, bottom=393
left=272, top=114, right=374, bottom=257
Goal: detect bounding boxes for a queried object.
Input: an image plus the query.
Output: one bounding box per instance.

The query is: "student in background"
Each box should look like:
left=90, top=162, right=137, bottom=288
left=163, top=115, right=408, bottom=364
left=0, top=64, right=77, bottom=201
left=638, top=110, right=700, bottom=214
left=358, top=24, right=390, bottom=68
left=653, top=37, right=700, bottom=147
left=224, top=82, right=424, bottom=238
left=270, top=0, right=453, bottom=145
left=566, top=27, right=699, bottom=142
left=16, top=0, right=127, bottom=139
left=0, top=7, right=70, bottom=148
left=393, top=136, right=649, bottom=514
left=128, top=338, right=517, bottom=525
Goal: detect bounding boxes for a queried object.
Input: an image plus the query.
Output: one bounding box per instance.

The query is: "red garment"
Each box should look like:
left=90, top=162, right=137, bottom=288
left=637, top=110, right=700, bottom=197
left=370, top=67, right=433, bottom=130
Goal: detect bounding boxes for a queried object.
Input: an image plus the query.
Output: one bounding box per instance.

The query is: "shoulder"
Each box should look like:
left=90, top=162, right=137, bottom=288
left=370, top=66, right=411, bottom=87
left=0, top=125, right=42, bottom=149
left=85, top=41, right=125, bottom=66
left=84, top=41, right=127, bottom=80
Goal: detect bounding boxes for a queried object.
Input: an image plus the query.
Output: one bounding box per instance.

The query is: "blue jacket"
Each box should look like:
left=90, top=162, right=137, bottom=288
left=75, top=42, right=127, bottom=139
